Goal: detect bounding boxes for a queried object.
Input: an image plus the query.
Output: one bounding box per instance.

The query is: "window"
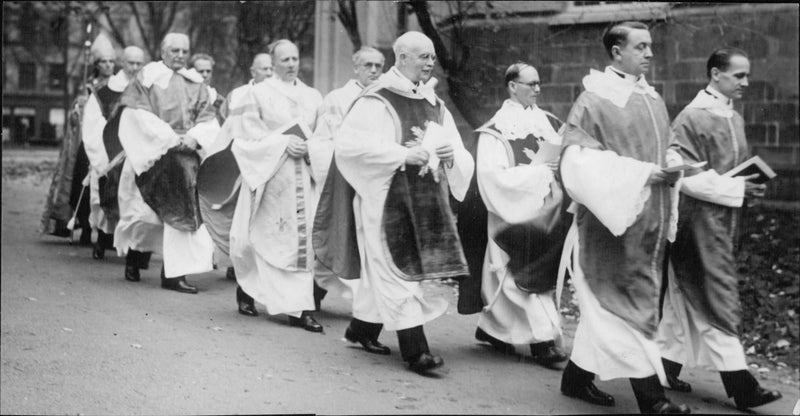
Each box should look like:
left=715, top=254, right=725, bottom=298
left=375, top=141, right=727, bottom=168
left=549, top=2, right=670, bottom=25
left=48, top=64, right=65, bottom=90
left=19, top=63, right=37, bottom=90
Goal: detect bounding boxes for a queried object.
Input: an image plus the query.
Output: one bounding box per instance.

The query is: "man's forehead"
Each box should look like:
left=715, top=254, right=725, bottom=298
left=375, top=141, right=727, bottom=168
left=626, top=28, right=652, bottom=45
left=727, top=55, right=750, bottom=72
left=274, top=43, right=298, bottom=59
left=358, top=51, right=385, bottom=64
left=518, top=66, right=539, bottom=80
left=165, top=36, right=189, bottom=49
left=194, top=59, right=213, bottom=68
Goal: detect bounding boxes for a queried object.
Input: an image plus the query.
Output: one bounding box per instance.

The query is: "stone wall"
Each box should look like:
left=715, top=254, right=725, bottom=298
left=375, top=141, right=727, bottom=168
left=449, top=3, right=799, bottom=200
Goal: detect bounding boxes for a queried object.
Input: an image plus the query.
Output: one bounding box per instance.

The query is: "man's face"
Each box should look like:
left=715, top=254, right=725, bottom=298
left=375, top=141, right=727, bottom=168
left=399, top=40, right=436, bottom=83
left=713, top=55, right=750, bottom=100
left=250, top=56, right=274, bottom=83
left=122, top=51, right=145, bottom=77
left=614, top=28, right=653, bottom=77
left=510, top=66, right=541, bottom=108
left=273, top=43, right=299, bottom=83
left=96, top=57, right=115, bottom=78
left=162, top=37, right=190, bottom=71
left=193, top=59, right=213, bottom=84
left=354, top=51, right=385, bottom=86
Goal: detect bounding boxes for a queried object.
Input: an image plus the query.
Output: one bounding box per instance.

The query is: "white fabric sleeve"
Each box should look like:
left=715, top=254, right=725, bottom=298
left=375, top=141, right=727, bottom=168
left=441, top=107, right=474, bottom=201
left=306, top=95, right=340, bottom=186
left=681, top=170, right=744, bottom=208
left=477, top=133, right=554, bottom=224
left=231, top=131, right=290, bottom=191
left=334, top=97, right=408, bottom=197
left=186, top=118, right=221, bottom=151
left=81, top=94, right=109, bottom=171
left=561, top=145, right=654, bottom=236
left=119, top=108, right=181, bottom=175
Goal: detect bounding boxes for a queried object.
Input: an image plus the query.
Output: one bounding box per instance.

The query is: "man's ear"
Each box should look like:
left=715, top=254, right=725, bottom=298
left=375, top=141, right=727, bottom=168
left=611, top=45, right=622, bottom=61
left=710, top=67, right=720, bottom=81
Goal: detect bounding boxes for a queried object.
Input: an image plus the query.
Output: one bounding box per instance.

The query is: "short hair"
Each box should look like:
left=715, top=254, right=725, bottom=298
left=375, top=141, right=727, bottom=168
left=392, top=31, right=431, bottom=59
left=504, top=62, right=533, bottom=88
left=250, top=53, right=271, bottom=69
left=189, top=53, right=215, bottom=68
left=160, top=33, right=189, bottom=53
left=268, top=39, right=296, bottom=58
left=602, top=21, right=649, bottom=59
left=352, top=46, right=385, bottom=66
left=706, top=47, right=748, bottom=78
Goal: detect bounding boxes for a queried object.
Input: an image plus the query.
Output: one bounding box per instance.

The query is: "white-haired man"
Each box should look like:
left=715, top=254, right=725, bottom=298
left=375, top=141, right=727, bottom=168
left=84, top=45, right=146, bottom=260
left=314, top=31, right=474, bottom=374
left=309, top=46, right=385, bottom=315
left=228, top=39, right=326, bottom=331
left=116, top=33, right=219, bottom=293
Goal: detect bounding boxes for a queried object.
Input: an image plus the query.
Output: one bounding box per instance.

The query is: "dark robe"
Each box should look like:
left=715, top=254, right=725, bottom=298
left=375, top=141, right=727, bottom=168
left=563, top=87, right=673, bottom=339
left=313, top=86, right=469, bottom=282
left=669, top=105, right=750, bottom=336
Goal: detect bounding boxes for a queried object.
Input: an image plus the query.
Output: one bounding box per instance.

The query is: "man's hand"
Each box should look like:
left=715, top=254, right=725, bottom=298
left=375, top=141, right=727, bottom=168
left=181, top=135, right=199, bottom=150
left=435, top=143, right=454, bottom=166
left=647, top=166, right=682, bottom=186
left=405, top=146, right=429, bottom=166
left=286, top=135, right=308, bottom=159
left=743, top=173, right=767, bottom=198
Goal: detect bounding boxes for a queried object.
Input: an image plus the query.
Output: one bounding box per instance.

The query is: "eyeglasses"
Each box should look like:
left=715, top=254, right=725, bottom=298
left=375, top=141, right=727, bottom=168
left=515, top=80, right=541, bottom=88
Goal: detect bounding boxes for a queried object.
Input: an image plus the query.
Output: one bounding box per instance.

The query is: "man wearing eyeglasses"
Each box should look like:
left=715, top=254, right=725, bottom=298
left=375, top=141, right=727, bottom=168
left=308, top=46, right=386, bottom=314
left=468, top=62, right=568, bottom=369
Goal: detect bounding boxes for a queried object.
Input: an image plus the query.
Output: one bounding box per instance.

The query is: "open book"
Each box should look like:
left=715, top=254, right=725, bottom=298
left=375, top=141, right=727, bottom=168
left=722, top=155, right=777, bottom=184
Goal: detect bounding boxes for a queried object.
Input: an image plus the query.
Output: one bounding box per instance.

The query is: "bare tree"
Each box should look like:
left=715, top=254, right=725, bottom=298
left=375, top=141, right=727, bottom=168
left=335, top=0, right=362, bottom=51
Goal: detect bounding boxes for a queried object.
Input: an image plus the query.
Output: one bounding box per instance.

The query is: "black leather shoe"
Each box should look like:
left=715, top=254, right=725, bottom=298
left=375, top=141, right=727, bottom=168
left=666, top=374, right=692, bottom=393
left=475, top=327, right=516, bottom=355
left=125, top=265, right=141, bottom=282
left=238, top=301, right=258, bottom=317
left=161, top=276, right=198, bottom=294
left=288, top=312, right=323, bottom=333
left=734, top=387, right=782, bottom=410
left=651, top=399, right=691, bottom=414
left=345, top=326, right=391, bottom=355
left=226, top=267, right=236, bottom=281
left=562, top=382, right=616, bottom=407
left=531, top=344, right=568, bottom=368
left=408, top=352, right=444, bottom=374
left=92, top=243, right=105, bottom=260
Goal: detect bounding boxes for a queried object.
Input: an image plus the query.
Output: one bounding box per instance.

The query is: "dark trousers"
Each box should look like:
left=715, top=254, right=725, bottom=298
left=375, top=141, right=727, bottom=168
left=236, top=285, right=254, bottom=305
left=313, top=281, right=327, bottom=311
left=561, top=359, right=595, bottom=390
left=96, top=229, right=114, bottom=250
left=348, top=317, right=384, bottom=341
left=125, top=249, right=151, bottom=269
left=664, top=358, right=761, bottom=399
left=630, top=375, right=667, bottom=412
left=397, top=325, right=430, bottom=362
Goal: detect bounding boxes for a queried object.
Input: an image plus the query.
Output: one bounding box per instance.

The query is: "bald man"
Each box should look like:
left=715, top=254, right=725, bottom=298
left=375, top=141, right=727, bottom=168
left=83, top=45, right=147, bottom=260
left=309, top=46, right=385, bottom=314
left=314, top=31, right=474, bottom=374
left=115, top=33, right=219, bottom=293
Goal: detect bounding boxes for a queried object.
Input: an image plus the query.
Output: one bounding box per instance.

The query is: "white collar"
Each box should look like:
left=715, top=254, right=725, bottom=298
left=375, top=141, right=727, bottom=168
left=140, top=61, right=204, bottom=89
left=376, top=67, right=438, bottom=105
left=107, top=70, right=130, bottom=92
left=581, top=66, right=658, bottom=108
left=686, top=85, right=734, bottom=118
left=491, top=99, right=560, bottom=143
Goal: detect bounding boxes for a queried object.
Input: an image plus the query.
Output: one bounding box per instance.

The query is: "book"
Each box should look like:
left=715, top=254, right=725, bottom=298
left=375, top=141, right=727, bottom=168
left=282, top=120, right=312, bottom=141
left=722, top=155, right=777, bottom=184
left=662, top=161, right=707, bottom=173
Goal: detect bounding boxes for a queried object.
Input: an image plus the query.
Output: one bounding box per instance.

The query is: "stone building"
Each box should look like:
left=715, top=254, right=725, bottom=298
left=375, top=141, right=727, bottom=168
left=314, top=1, right=799, bottom=200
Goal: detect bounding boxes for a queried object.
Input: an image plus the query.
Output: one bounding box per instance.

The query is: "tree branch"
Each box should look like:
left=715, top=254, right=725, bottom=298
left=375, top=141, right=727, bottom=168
left=128, top=2, right=152, bottom=57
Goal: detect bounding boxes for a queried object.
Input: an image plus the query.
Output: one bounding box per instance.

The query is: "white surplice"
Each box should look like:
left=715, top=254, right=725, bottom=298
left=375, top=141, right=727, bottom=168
left=334, top=67, right=474, bottom=331
left=228, top=77, right=323, bottom=317
left=476, top=100, right=563, bottom=346
left=115, top=61, right=217, bottom=278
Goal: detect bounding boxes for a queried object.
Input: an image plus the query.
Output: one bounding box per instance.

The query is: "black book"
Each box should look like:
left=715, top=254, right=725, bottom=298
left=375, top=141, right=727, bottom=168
left=723, top=155, right=777, bottom=184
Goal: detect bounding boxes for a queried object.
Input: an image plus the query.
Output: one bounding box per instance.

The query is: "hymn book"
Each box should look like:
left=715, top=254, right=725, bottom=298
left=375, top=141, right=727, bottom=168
left=723, top=155, right=777, bottom=184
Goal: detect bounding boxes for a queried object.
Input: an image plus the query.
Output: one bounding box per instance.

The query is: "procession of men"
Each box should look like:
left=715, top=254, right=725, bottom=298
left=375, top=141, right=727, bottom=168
left=40, top=22, right=786, bottom=414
